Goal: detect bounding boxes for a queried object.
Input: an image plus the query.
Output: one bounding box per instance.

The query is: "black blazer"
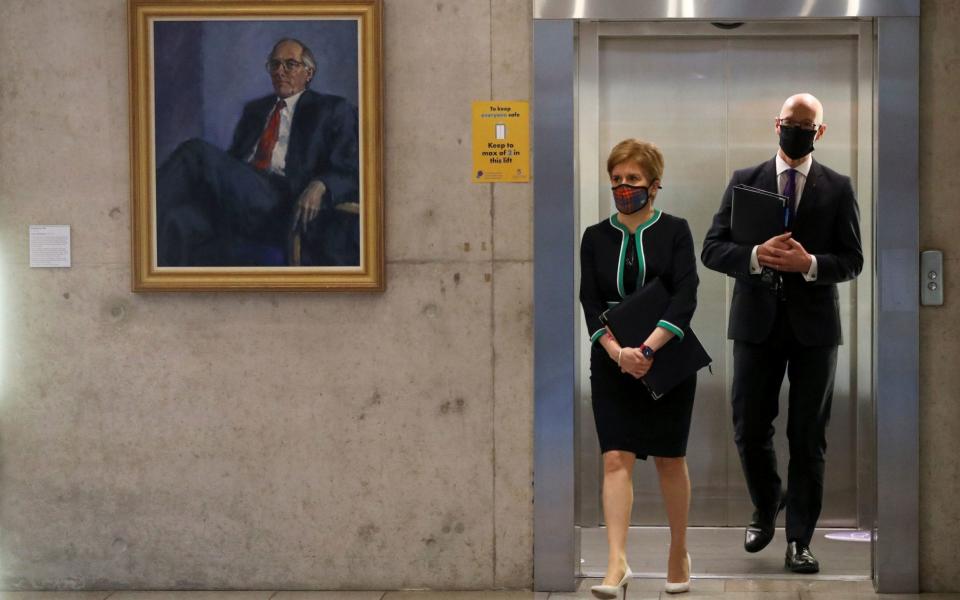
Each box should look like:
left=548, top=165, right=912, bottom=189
left=580, top=210, right=699, bottom=347
left=701, top=158, right=863, bottom=346
left=227, top=89, right=359, bottom=207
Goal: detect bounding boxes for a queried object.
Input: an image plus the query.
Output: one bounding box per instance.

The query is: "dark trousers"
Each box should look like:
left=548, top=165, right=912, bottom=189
left=156, top=139, right=359, bottom=267
left=157, top=139, right=293, bottom=266
left=732, top=305, right=837, bottom=547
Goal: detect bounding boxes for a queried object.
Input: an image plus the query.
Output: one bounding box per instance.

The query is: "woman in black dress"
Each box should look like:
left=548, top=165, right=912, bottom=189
left=580, top=139, right=698, bottom=598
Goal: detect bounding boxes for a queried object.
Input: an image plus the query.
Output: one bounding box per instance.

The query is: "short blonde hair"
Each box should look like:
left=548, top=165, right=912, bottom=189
left=606, top=138, right=664, bottom=183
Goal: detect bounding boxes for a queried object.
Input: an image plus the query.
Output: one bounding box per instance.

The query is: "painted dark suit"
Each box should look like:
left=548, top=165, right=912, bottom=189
left=157, top=89, right=360, bottom=267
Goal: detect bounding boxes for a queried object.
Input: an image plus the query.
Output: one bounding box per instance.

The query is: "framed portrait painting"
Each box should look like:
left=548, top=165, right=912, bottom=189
left=128, top=0, right=383, bottom=291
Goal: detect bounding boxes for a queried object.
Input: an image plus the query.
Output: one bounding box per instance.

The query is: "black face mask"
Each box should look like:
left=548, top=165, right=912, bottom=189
left=779, top=125, right=817, bottom=160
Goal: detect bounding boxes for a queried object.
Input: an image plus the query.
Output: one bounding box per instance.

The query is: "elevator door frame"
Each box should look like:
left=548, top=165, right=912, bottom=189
left=532, top=1, right=920, bottom=594
left=575, top=19, right=874, bottom=531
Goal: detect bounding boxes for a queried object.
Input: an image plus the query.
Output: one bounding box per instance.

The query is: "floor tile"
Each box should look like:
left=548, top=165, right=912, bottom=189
left=579, top=528, right=870, bottom=580
left=678, top=593, right=800, bottom=600
left=549, top=590, right=641, bottom=600
left=273, top=593, right=386, bottom=600
left=0, top=594, right=112, bottom=600
left=726, top=580, right=869, bottom=592
left=578, top=577, right=665, bottom=593
left=577, top=578, right=724, bottom=593
left=802, top=594, right=960, bottom=600
left=108, top=594, right=273, bottom=600
left=801, top=593, right=881, bottom=600
left=382, top=592, right=543, bottom=600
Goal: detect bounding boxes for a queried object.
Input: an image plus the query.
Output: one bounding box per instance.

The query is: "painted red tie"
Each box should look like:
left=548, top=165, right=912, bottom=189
left=251, top=98, right=286, bottom=171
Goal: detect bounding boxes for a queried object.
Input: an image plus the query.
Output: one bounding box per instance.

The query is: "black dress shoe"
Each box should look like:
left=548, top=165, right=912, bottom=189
left=744, top=495, right=786, bottom=553
left=785, top=541, right=820, bottom=573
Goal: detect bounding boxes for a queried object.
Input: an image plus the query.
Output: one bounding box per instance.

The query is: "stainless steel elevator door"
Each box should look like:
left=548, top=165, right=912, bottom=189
left=576, top=24, right=872, bottom=528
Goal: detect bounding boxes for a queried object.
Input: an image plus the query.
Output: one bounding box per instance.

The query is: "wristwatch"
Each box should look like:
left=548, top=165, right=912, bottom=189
left=639, top=344, right=655, bottom=359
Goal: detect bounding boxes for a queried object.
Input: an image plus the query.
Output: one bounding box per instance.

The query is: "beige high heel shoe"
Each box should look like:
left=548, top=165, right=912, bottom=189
left=664, top=552, right=691, bottom=594
left=591, top=563, right=632, bottom=599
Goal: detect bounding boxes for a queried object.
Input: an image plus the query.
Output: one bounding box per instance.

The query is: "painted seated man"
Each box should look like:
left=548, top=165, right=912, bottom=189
left=157, top=37, right=360, bottom=267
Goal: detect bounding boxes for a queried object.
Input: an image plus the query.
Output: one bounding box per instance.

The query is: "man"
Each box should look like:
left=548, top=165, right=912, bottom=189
left=157, top=38, right=359, bottom=267
left=701, top=93, right=863, bottom=573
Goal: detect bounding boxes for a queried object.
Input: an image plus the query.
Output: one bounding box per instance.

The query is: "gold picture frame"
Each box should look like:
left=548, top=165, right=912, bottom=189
left=129, top=0, right=383, bottom=291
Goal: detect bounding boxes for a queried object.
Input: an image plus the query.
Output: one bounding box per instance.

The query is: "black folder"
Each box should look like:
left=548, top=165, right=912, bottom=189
left=599, top=278, right=712, bottom=400
left=731, top=184, right=787, bottom=245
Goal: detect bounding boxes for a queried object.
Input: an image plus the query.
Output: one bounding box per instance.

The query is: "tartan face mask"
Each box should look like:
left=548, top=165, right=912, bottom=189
left=612, top=183, right=649, bottom=215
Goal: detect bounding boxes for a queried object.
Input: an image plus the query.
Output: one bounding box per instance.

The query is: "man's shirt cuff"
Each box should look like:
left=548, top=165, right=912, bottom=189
left=750, top=245, right=762, bottom=274
left=803, top=255, right=818, bottom=282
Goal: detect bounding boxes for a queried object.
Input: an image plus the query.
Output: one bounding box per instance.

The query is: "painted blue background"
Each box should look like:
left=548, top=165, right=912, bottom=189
left=154, top=19, right=359, bottom=165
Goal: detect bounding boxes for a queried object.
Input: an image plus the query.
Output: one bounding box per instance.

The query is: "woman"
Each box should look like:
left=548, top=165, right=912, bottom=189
left=580, top=139, right=698, bottom=599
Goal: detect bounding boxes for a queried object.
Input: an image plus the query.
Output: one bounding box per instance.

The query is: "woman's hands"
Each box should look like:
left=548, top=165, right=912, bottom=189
left=600, top=328, right=654, bottom=379
left=618, top=347, right=653, bottom=379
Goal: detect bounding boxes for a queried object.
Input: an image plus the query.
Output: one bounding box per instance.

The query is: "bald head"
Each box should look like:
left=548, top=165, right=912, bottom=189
left=775, top=93, right=827, bottom=164
left=779, top=93, right=824, bottom=124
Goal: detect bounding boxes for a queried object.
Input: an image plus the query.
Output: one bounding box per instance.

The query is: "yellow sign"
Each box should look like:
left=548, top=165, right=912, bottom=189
left=472, top=100, right=530, bottom=183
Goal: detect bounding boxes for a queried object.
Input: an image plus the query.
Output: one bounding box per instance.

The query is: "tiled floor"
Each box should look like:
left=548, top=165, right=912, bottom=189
left=1, top=585, right=960, bottom=600
left=580, top=528, right=870, bottom=579
left=0, top=528, right=939, bottom=600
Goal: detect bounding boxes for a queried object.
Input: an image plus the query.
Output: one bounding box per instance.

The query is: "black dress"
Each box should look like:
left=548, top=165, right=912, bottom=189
left=579, top=209, right=699, bottom=459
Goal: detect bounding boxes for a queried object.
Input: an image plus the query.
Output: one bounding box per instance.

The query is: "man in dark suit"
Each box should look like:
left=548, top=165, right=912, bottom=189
left=156, top=38, right=359, bottom=267
left=701, top=93, right=863, bottom=573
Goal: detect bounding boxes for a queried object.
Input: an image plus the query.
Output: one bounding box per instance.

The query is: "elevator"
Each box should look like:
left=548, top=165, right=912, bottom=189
left=575, top=20, right=874, bottom=529
left=533, top=1, right=920, bottom=594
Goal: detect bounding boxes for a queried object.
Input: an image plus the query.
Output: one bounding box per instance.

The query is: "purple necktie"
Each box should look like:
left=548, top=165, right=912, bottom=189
left=783, top=168, right=797, bottom=230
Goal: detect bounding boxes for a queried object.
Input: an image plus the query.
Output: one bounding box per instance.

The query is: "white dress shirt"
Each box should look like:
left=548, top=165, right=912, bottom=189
left=749, top=153, right=819, bottom=281
left=247, top=89, right=305, bottom=176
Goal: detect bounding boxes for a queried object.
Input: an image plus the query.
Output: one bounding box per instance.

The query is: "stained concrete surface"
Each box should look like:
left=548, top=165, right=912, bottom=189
left=919, top=0, right=960, bottom=593
left=0, top=0, right=535, bottom=590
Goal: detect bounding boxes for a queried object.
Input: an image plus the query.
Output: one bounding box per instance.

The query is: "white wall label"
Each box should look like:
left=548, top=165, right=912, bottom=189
left=29, top=225, right=71, bottom=268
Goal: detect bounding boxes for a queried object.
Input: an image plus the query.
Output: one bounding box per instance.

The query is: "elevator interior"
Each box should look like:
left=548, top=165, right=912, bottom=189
left=573, top=20, right=875, bottom=580
left=533, top=2, right=920, bottom=592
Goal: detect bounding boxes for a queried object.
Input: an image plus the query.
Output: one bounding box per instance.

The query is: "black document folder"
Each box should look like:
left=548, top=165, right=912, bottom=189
left=731, top=184, right=787, bottom=245
left=599, top=278, right=712, bottom=400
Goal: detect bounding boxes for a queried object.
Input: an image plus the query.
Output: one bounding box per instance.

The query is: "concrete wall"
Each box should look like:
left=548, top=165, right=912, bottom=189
left=0, top=0, right=533, bottom=590
left=1, top=0, right=959, bottom=593
left=919, top=0, right=960, bottom=592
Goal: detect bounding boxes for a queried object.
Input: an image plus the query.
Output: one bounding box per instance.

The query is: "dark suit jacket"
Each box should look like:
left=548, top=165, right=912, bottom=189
left=701, top=158, right=863, bottom=347
left=580, top=211, right=699, bottom=346
left=227, top=89, right=359, bottom=208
